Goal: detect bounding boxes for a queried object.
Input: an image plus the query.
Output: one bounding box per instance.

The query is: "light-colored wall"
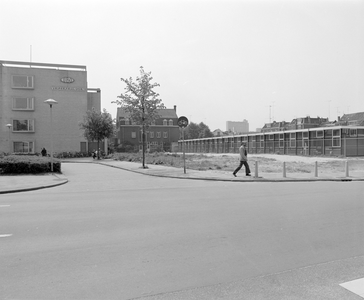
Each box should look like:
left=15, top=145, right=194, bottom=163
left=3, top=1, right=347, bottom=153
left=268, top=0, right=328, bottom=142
left=1, top=62, right=99, bottom=154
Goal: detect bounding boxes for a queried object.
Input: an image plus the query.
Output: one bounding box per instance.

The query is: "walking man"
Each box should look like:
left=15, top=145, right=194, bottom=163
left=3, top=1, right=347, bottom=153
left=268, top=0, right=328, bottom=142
left=233, top=142, right=251, bottom=177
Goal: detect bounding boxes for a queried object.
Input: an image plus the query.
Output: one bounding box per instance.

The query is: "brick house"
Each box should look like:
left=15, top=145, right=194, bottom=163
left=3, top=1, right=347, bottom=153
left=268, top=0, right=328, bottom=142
left=261, top=121, right=289, bottom=133
left=287, top=116, right=328, bottom=130
left=116, top=105, right=180, bottom=152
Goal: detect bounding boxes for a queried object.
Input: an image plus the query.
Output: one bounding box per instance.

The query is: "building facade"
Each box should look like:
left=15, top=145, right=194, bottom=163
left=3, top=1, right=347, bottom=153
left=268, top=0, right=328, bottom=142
left=179, top=126, right=364, bottom=157
left=0, top=60, right=101, bottom=154
left=116, top=105, right=180, bottom=152
left=180, top=113, right=364, bottom=157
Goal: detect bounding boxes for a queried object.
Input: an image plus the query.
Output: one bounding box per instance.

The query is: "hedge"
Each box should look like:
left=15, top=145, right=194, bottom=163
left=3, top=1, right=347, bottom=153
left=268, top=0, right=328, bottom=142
left=0, top=155, right=61, bottom=174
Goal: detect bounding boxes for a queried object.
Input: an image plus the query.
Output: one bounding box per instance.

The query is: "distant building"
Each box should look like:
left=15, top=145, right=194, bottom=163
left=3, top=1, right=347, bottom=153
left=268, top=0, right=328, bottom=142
left=337, top=112, right=364, bottom=126
left=116, top=105, right=179, bottom=152
left=226, top=120, right=249, bottom=133
left=288, top=116, right=328, bottom=130
left=213, top=129, right=224, bottom=137
left=0, top=60, right=101, bottom=154
left=262, top=116, right=328, bottom=133
left=261, top=121, right=289, bottom=133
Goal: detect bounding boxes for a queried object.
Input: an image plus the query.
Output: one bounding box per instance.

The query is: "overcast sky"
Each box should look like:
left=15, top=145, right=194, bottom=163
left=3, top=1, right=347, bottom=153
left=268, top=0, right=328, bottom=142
left=1, top=0, right=363, bottom=131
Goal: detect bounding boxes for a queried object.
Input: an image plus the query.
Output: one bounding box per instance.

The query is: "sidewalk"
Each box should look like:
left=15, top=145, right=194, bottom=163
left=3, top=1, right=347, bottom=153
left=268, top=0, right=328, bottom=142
left=97, top=159, right=364, bottom=182
left=0, top=173, right=68, bottom=194
left=1, top=158, right=363, bottom=194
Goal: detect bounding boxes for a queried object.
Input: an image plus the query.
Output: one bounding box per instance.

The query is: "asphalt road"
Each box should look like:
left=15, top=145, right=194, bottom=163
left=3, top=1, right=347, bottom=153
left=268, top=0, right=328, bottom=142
left=0, top=163, right=363, bottom=299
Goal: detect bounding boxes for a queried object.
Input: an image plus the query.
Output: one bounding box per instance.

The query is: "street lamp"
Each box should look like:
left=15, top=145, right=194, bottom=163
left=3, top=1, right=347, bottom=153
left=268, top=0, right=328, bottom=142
left=6, top=123, right=12, bottom=153
left=44, top=99, right=58, bottom=172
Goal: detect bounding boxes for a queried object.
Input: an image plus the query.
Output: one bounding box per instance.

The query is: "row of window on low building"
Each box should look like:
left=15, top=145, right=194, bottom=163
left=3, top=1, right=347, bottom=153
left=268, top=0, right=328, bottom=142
left=179, top=127, right=364, bottom=156
left=130, top=131, right=169, bottom=139
left=123, top=119, right=174, bottom=126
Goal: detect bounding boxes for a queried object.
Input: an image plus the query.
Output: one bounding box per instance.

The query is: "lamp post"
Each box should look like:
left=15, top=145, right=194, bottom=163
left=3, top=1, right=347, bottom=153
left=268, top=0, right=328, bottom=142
left=44, top=99, right=58, bottom=172
left=6, top=123, right=12, bottom=153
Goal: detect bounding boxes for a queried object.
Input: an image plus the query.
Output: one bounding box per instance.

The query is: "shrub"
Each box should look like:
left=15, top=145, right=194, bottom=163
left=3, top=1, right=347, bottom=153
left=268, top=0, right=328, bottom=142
left=0, top=155, right=61, bottom=174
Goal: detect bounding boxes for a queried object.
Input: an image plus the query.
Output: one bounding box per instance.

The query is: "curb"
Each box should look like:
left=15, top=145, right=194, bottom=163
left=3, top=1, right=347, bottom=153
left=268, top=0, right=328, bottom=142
left=0, top=174, right=68, bottom=195
left=95, top=161, right=364, bottom=183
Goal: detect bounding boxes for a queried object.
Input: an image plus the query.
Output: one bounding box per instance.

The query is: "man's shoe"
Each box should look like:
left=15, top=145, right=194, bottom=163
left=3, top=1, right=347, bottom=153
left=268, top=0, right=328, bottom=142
left=233, top=173, right=237, bottom=177
left=246, top=174, right=251, bottom=176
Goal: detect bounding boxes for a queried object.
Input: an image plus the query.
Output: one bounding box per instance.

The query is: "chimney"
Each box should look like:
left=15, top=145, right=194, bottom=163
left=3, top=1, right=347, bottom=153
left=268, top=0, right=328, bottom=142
left=174, top=105, right=177, bottom=111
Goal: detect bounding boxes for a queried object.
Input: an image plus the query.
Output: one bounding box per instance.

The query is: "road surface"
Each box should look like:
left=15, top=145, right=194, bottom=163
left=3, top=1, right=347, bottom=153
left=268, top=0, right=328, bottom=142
left=1, top=163, right=363, bottom=299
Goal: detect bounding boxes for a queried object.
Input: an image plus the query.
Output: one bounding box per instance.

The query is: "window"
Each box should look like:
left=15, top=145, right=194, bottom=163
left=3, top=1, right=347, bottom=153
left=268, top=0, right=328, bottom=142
left=12, top=97, right=34, bottom=110
left=156, top=132, right=161, bottom=138
left=332, top=138, right=341, bottom=147
left=358, top=129, right=364, bottom=136
left=316, top=130, right=323, bottom=138
left=150, top=131, right=154, bottom=138
left=163, top=119, right=167, bottom=126
left=269, top=134, right=274, bottom=140
left=131, top=132, right=136, bottom=138
left=349, top=129, right=357, bottom=137
left=303, top=131, right=308, bottom=139
left=169, top=119, right=173, bottom=126
left=125, top=118, right=130, bottom=125
left=12, top=75, right=34, bottom=89
left=13, top=120, right=34, bottom=132
left=290, top=132, right=296, bottom=148
left=332, top=130, right=341, bottom=147
left=13, top=141, right=34, bottom=153
left=325, top=130, right=332, bottom=137
left=163, top=132, right=168, bottom=138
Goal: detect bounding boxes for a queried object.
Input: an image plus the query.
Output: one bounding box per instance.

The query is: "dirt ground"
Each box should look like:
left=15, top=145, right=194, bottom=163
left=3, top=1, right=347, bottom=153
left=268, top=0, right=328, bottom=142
left=180, top=153, right=364, bottom=174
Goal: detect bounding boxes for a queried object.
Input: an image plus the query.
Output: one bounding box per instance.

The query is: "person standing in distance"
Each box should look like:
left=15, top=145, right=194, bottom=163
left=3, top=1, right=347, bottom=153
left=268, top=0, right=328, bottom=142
left=233, top=142, right=251, bottom=177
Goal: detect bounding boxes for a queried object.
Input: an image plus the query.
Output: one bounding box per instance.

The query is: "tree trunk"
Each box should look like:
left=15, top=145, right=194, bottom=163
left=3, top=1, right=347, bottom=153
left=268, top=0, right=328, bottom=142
left=97, top=140, right=100, bottom=160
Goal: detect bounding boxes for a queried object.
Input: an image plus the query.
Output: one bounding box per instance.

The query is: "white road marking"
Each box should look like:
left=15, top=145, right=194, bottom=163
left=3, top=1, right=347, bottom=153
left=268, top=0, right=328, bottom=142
left=340, top=278, right=364, bottom=298
left=0, top=234, right=13, bottom=238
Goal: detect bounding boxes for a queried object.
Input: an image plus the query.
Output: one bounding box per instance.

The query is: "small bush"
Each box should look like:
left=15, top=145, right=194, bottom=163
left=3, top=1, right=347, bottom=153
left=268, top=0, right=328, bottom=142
left=0, top=155, right=61, bottom=174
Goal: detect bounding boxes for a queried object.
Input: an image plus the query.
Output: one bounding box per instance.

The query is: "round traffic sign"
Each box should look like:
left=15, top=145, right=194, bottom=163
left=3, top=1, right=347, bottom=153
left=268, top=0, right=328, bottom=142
left=177, top=116, right=189, bottom=128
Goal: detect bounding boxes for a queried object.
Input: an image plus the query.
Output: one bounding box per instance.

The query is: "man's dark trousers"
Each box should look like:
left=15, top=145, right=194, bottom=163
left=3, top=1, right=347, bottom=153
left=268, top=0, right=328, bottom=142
left=233, top=161, right=251, bottom=175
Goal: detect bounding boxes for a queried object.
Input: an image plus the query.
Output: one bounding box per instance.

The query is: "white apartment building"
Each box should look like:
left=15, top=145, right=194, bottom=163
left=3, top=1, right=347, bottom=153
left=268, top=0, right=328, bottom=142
left=226, top=120, right=249, bottom=133
left=0, top=60, right=101, bottom=154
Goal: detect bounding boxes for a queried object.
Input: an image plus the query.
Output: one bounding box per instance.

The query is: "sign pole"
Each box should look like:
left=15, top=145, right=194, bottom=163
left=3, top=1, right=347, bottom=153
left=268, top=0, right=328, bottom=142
left=177, top=116, right=189, bottom=175
left=183, top=127, right=186, bottom=174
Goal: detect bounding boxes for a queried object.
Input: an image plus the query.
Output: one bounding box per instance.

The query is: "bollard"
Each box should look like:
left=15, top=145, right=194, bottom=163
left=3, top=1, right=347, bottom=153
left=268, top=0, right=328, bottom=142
left=345, top=160, right=349, bottom=177
left=314, top=161, right=318, bottom=177
left=254, top=161, right=258, bottom=178
left=283, top=162, right=286, bottom=178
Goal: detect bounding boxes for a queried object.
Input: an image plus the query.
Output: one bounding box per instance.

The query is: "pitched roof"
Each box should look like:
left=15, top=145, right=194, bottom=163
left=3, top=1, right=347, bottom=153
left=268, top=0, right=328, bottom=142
left=341, top=112, right=364, bottom=122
